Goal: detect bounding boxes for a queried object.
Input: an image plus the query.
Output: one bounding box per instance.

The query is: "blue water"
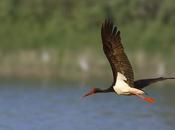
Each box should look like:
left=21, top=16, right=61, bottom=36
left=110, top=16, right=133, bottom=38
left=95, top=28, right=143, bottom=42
left=0, top=80, right=175, bottom=130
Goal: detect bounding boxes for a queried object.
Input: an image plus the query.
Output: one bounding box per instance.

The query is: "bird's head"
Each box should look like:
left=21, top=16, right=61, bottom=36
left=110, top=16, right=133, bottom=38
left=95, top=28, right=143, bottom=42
left=83, top=88, right=101, bottom=97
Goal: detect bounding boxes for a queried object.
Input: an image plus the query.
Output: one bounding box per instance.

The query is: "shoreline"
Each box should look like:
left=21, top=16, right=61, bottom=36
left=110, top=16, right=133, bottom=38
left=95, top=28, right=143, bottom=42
left=0, top=49, right=175, bottom=83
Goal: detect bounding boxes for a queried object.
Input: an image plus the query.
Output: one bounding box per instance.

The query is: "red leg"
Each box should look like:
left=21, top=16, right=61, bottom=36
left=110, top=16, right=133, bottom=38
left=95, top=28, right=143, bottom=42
left=134, top=93, right=156, bottom=104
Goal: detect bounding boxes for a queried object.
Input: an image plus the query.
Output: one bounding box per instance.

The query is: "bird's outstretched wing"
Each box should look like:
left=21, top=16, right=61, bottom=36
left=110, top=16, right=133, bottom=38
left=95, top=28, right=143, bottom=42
left=101, top=19, right=134, bottom=87
left=134, top=77, right=175, bottom=89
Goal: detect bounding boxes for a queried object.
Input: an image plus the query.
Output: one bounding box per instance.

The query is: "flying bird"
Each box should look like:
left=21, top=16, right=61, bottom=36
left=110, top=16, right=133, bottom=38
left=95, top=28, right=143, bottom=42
left=83, top=19, right=175, bottom=103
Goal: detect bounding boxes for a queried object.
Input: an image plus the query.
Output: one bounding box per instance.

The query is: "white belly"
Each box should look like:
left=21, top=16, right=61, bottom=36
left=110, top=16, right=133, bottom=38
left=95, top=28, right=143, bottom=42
left=113, top=80, right=131, bottom=95
left=113, top=72, right=131, bottom=95
left=113, top=72, right=145, bottom=95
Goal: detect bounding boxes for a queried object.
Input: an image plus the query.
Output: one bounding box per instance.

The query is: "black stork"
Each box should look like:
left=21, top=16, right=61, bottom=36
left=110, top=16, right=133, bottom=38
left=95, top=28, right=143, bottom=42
left=83, top=19, right=175, bottom=103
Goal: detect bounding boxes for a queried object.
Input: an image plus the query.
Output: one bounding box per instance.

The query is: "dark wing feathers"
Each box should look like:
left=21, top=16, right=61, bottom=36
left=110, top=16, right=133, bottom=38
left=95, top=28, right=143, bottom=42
left=101, top=19, right=134, bottom=87
left=134, top=77, right=175, bottom=89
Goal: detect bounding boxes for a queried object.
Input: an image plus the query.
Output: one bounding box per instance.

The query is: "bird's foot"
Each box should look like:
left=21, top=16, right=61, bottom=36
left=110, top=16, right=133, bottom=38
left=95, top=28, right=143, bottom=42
left=134, top=93, right=156, bottom=104
left=143, top=97, right=155, bottom=103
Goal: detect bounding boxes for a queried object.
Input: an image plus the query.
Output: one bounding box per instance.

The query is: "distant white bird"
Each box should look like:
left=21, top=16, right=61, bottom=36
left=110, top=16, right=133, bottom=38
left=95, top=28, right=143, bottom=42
left=79, top=56, right=89, bottom=72
left=41, top=51, right=50, bottom=63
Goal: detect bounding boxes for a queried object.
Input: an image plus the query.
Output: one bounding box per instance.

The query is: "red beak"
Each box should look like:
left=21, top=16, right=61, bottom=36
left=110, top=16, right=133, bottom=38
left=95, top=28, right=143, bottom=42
left=83, top=89, right=96, bottom=97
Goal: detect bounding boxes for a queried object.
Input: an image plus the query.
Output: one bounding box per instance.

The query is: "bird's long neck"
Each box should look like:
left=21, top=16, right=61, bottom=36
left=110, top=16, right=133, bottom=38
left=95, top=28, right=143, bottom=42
left=83, top=87, right=114, bottom=97
left=96, top=87, right=114, bottom=93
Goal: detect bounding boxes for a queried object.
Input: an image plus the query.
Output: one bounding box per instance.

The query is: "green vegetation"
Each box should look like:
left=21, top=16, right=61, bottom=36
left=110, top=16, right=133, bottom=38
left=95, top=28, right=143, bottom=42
left=0, top=0, right=175, bottom=80
left=0, top=0, right=175, bottom=53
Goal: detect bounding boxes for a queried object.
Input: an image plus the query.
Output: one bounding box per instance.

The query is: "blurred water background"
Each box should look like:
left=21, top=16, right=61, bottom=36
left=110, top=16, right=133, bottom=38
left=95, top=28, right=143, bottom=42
left=0, top=80, right=175, bottom=130
left=0, top=0, right=175, bottom=130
